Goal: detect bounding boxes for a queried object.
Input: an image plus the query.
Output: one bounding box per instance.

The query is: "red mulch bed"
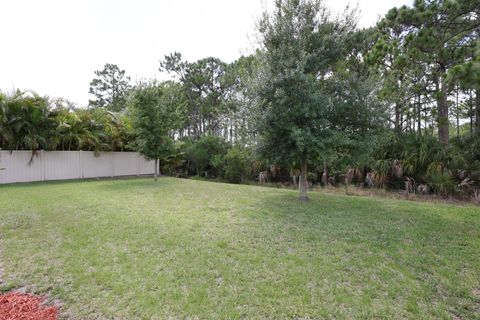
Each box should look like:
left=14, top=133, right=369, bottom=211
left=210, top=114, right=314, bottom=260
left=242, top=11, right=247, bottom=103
left=0, top=292, right=58, bottom=320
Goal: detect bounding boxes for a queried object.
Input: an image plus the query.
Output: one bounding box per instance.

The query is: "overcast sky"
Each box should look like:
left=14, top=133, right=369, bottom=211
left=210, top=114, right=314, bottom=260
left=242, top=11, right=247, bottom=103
left=1, top=0, right=412, bottom=107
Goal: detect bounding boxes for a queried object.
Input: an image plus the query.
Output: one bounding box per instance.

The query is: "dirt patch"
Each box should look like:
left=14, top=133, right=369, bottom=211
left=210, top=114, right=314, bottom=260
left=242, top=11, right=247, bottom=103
left=0, top=291, right=58, bottom=320
left=472, top=288, right=480, bottom=298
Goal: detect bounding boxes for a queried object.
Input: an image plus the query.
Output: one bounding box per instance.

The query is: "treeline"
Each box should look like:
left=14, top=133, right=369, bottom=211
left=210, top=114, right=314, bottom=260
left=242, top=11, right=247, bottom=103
left=1, top=0, right=479, bottom=199
left=0, top=90, right=134, bottom=152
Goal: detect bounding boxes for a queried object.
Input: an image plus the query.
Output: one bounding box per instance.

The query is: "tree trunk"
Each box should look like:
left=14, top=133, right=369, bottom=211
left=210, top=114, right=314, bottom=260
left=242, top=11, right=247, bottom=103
left=424, top=108, right=428, bottom=135
left=299, top=161, right=308, bottom=201
left=475, top=89, right=480, bottom=136
left=417, top=95, right=422, bottom=136
left=437, top=72, right=449, bottom=145
left=470, top=90, right=474, bottom=136
left=456, top=88, right=460, bottom=137
left=154, top=159, right=159, bottom=181
left=321, top=160, right=328, bottom=186
left=394, top=103, right=401, bottom=133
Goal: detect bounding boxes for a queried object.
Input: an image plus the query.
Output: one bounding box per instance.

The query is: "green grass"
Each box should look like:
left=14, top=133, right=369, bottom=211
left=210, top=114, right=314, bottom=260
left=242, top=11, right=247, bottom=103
left=0, top=178, right=479, bottom=319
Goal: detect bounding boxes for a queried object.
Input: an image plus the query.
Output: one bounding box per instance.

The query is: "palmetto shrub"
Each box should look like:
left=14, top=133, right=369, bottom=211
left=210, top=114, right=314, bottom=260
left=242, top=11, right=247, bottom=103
left=427, top=169, right=456, bottom=197
left=370, top=133, right=480, bottom=197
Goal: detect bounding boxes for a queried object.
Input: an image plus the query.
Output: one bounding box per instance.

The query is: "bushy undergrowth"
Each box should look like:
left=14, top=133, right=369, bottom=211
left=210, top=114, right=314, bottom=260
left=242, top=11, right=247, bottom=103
left=2, top=90, right=479, bottom=199
left=367, top=133, right=480, bottom=198
left=161, top=133, right=480, bottom=200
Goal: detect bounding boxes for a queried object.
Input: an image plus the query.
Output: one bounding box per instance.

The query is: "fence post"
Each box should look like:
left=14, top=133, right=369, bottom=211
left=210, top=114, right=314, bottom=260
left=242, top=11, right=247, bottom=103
left=79, top=151, right=84, bottom=179
left=40, top=150, right=46, bottom=181
left=111, top=152, right=115, bottom=178
left=137, top=154, right=140, bottom=176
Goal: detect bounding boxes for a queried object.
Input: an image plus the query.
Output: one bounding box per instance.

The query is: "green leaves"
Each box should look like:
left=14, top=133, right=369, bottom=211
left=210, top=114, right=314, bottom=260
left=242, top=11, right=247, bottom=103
left=159, top=54, right=237, bottom=137
left=0, top=90, right=53, bottom=151
left=255, top=0, right=359, bottom=199
left=128, top=82, right=183, bottom=163
left=370, top=0, right=480, bottom=144
left=89, top=63, right=131, bottom=112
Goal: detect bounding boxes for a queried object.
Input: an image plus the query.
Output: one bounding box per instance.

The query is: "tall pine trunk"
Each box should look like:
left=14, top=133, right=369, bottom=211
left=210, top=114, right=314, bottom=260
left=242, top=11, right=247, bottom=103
left=154, top=159, right=159, bottom=181
left=475, top=89, right=480, bottom=136
left=394, top=103, right=401, bottom=133
left=456, top=88, right=460, bottom=137
left=299, top=161, right=308, bottom=201
left=437, top=71, right=449, bottom=145
left=321, top=160, right=328, bottom=186
left=470, top=91, right=474, bottom=136
left=416, top=94, right=422, bottom=136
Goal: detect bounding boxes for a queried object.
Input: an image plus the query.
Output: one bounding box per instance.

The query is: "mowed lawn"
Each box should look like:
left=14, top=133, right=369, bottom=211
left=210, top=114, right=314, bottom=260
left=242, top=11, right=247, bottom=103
left=0, top=178, right=479, bottom=319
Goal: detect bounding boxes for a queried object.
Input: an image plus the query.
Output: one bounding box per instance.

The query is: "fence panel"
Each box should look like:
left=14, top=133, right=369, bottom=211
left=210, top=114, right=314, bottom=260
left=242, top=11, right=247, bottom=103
left=139, top=156, right=155, bottom=175
left=0, top=151, right=154, bottom=184
left=81, top=152, right=114, bottom=178
left=0, top=151, right=43, bottom=184
left=44, top=151, right=81, bottom=181
left=114, top=152, right=139, bottom=176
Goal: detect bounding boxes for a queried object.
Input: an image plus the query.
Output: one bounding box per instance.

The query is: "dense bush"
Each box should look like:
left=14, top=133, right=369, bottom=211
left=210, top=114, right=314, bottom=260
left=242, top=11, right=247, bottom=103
left=217, top=147, right=250, bottom=184
left=367, top=133, right=480, bottom=197
left=182, top=135, right=229, bottom=178
left=0, top=90, right=135, bottom=152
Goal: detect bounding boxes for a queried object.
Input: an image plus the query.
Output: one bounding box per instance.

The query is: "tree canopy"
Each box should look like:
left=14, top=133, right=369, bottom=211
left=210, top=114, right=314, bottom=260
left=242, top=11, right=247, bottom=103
left=128, top=82, right=182, bottom=180
left=89, top=63, right=132, bottom=112
left=255, top=0, right=357, bottom=200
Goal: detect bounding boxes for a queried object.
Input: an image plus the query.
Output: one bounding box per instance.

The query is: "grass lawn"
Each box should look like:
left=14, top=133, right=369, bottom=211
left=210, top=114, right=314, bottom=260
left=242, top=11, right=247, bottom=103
left=0, top=178, right=479, bottom=319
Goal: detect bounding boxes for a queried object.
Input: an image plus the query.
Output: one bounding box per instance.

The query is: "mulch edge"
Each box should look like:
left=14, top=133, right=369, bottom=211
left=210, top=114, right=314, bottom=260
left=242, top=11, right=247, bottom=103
left=0, top=291, right=59, bottom=320
left=0, top=234, right=61, bottom=319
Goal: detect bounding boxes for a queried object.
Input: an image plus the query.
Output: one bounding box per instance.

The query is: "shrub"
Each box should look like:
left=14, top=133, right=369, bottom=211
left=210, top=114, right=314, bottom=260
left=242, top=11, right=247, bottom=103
left=427, top=169, right=455, bottom=197
left=183, top=135, right=228, bottom=177
left=221, top=147, right=249, bottom=184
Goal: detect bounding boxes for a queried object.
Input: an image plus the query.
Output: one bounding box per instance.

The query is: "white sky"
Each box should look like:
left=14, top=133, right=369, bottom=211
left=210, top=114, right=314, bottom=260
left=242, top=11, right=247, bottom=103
left=1, top=0, right=412, bottom=107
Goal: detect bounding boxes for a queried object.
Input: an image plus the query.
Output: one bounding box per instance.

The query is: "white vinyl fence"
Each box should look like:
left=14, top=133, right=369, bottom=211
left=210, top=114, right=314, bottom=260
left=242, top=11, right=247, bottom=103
left=0, top=151, right=155, bottom=184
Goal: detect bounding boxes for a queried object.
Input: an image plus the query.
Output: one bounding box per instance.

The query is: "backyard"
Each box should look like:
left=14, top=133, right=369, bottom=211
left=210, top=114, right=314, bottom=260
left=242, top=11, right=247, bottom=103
left=0, top=178, right=479, bottom=319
